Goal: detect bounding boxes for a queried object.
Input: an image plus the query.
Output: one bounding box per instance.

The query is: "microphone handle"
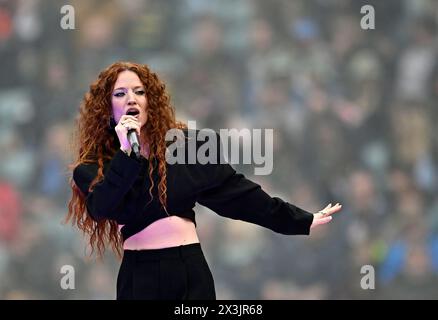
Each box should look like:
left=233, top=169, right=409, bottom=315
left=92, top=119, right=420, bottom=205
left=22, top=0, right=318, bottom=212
left=127, top=129, right=141, bottom=158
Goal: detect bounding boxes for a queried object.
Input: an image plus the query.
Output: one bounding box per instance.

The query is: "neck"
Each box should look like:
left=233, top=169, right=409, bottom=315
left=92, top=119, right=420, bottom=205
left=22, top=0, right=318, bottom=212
left=140, top=141, right=150, bottom=159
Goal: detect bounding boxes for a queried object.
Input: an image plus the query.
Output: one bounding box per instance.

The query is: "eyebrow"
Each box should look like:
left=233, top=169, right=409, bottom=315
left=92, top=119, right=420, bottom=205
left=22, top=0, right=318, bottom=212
left=113, top=86, right=145, bottom=91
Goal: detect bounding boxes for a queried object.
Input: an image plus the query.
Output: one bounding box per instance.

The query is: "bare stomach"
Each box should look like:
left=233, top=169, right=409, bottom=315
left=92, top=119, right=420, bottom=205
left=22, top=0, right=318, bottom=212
left=121, top=216, right=200, bottom=250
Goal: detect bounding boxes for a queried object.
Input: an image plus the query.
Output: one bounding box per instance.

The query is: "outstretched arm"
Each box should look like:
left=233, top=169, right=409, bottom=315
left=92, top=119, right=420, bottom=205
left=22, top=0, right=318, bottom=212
left=192, top=130, right=342, bottom=235
left=196, top=165, right=316, bottom=235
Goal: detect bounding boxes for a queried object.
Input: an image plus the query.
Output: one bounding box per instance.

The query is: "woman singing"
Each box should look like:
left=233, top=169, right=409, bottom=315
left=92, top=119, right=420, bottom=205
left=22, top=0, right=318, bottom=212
left=67, top=61, right=342, bottom=300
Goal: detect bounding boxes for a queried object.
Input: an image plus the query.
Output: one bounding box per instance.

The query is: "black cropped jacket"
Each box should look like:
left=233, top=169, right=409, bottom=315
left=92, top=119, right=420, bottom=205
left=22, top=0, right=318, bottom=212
left=72, top=130, right=314, bottom=241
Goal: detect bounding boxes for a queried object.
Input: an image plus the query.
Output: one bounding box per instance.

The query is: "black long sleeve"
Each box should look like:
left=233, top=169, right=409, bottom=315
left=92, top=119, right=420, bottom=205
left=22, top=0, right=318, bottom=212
left=73, top=149, right=142, bottom=221
left=196, top=163, right=314, bottom=235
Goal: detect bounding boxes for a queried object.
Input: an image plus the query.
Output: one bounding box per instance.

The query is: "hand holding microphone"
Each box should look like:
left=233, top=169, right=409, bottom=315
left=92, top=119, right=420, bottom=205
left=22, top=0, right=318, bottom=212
left=114, top=111, right=141, bottom=158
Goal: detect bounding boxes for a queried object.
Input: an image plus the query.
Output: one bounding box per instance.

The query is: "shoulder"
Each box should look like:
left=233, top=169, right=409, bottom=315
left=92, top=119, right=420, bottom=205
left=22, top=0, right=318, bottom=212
left=73, top=158, right=114, bottom=179
left=73, top=161, right=107, bottom=193
left=73, top=162, right=97, bottom=188
left=167, top=127, right=235, bottom=187
left=73, top=162, right=98, bottom=180
left=166, top=127, right=227, bottom=162
left=166, top=127, right=222, bottom=149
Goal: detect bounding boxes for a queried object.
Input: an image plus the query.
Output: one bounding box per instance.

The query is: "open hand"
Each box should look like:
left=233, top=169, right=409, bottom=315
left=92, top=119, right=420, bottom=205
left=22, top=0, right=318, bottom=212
left=310, top=203, right=342, bottom=230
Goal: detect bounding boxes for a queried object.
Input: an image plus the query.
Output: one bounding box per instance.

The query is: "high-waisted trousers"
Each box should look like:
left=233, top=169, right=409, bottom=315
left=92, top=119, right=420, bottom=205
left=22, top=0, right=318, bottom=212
left=116, top=243, right=216, bottom=300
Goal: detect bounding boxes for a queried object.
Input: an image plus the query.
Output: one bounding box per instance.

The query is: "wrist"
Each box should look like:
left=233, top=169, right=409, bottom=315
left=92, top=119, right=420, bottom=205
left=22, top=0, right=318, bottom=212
left=120, top=146, right=132, bottom=156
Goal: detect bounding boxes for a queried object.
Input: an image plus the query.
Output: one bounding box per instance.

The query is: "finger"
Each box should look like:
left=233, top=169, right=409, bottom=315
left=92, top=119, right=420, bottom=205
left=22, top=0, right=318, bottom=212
left=122, top=120, right=140, bottom=128
left=117, top=121, right=138, bottom=133
left=327, top=203, right=342, bottom=216
left=124, top=122, right=140, bottom=132
left=320, top=208, right=341, bottom=218
left=119, top=115, right=139, bottom=123
left=317, top=203, right=332, bottom=216
left=120, top=114, right=139, bottom=119
left=125, top=116, right=139, bottom=121
left=120, top=119, right=140, bottom=129
left=117, top=120, right=135, bottom=127
left=317, top=215, right=332, bottom=224
left=311, top=216, right=332, bottom=229
left=120, top=118, right=139, bottom=125
left=126, top=123, right=141, bottom=136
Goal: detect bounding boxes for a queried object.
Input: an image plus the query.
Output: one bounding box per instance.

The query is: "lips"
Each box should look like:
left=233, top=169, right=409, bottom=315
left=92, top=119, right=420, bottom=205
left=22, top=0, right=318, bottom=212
left=126, top=107, right=140, bottom=116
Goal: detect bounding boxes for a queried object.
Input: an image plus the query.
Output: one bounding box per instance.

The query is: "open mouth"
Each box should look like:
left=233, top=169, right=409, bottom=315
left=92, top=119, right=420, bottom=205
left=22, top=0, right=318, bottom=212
left=126, top=108, right=140, bottom=117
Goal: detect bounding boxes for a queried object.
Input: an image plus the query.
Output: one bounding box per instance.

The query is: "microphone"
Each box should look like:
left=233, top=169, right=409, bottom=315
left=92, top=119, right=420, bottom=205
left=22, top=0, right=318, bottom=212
left=128, top=129, right=141, bottom=158
left=126, top=110, right=141, bottom=158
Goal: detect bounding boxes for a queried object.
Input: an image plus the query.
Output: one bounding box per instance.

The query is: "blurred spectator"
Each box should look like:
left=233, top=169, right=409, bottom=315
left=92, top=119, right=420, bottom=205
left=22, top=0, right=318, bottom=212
left=0, top=181, right=22, bottom=244
left=394, top=18, right=437, bottom=101
left=0, top=0, right=437, bottom=299
left=35, top=122, right=73, bottom=206
left=176, top=13, right=242, bottom=129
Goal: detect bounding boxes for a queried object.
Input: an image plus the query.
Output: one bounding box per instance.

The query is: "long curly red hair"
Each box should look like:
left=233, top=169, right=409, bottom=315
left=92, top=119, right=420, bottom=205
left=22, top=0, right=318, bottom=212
left=66, top=61, right=185, bottom=258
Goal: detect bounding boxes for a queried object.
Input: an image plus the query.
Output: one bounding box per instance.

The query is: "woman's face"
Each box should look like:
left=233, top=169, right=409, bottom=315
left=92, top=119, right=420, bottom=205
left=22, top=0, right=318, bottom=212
left=111, top=70, right=148, bottom=127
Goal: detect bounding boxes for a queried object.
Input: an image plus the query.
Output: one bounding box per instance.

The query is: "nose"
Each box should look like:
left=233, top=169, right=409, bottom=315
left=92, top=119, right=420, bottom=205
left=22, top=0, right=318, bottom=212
left=127, top=90, right=137, bottom=105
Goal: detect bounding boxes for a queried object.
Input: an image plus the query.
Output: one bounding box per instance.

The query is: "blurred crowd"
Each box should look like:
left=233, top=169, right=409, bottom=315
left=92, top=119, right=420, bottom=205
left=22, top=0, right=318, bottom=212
left=0, top=0, right=438, bottom=299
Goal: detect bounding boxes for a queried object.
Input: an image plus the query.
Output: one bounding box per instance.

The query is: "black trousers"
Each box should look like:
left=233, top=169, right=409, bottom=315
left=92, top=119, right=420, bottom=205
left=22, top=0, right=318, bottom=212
left=116, top=243, right=216, bottom=300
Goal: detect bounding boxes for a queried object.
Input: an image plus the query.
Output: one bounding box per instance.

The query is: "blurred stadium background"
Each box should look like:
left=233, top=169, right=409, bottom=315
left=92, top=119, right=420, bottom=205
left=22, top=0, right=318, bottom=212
left=0, top=0, right=438, bottom=299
